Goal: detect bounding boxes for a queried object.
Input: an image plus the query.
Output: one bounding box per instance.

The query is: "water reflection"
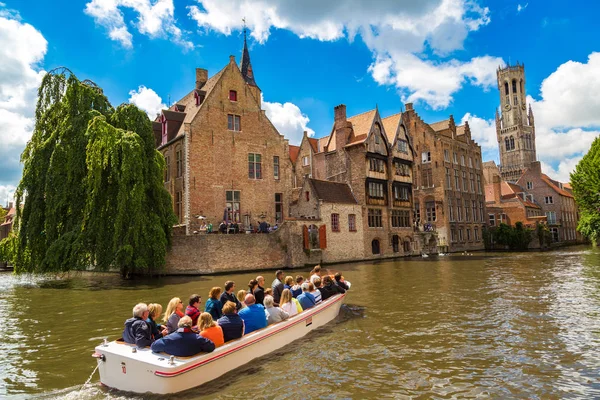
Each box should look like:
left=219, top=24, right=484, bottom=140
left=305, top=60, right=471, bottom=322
left=1, top=247, right=600, bottom=399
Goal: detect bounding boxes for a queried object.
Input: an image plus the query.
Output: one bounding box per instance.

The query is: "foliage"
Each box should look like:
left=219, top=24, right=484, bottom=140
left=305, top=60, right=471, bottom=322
left=536, top=222, right=552, bottom=249
left=0, top=207, right=7, bottom=220
left=0, top=233, right=18, bottom=264
left=482, top=226, right=493, bottom=250
left=13, top=69, right=176, bottom=276
left=570, top=137, right=600, bottom=245
left=486, top=222, right=533, bottom=251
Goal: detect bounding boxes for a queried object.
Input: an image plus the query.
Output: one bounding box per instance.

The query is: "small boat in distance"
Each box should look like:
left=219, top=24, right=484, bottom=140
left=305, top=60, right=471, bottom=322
left=421, top=253, right=429, bottom=258
left=93, top=293, right=347, bottom=395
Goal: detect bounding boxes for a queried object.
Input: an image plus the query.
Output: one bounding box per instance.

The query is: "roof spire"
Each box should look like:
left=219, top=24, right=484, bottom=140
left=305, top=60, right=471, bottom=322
left=240, top=17, right=257, bottom=87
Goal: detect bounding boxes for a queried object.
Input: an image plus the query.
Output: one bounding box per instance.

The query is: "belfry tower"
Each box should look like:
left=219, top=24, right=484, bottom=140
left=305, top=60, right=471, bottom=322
left=495, top=62, right=536, bottom=182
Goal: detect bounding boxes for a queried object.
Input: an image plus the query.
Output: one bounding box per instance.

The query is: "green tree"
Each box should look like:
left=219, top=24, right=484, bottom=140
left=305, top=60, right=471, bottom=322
left=13, top=68, right=176, bottom=276
left=0, top=207, right=7, bottom=220
left=571, top=137, right=600, bottom=245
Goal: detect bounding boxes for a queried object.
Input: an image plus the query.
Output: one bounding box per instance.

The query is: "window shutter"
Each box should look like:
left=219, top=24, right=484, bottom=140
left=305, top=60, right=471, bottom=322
left=319, top=225, right=327, bottom=249
left=303, top=225, right=309, bottom=250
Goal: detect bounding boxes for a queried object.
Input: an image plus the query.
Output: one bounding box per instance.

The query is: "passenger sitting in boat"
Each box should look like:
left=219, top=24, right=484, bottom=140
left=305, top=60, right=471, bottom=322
left=254, top=276, right=265, bottom=305
left=123, top=303, right=154, bottom=348
left=297, top=283, right=316, bottom=310
left=163, top=297, right=184, bottom=334
left=334, top=272, right=350, bottom=291
left=185, top=294, right=202, bottom=326
left=319, top=275, right=346, bottom=301
left=204, top=287, right=223, bottom=321
left=198, top=312, right=224, bottom=348
left=310, top=280, right=323, bottom=304
left=146, top=303, right=168, bottom=339
left=279, top=289, right=301, bottom=317
left=237, top=290, right=247, bottom=310
left=264, top=295, right=289, bottom=325
left=217, top=301, right=244, bottom=342
left=220, top=281, right=242, bottom=311
left=283, top=276, right=294, bottom=291
left=271, top=270, right=284, bottom=306
left=238, top=294, right=267, bottom=334
left=290, top=275, right=304, bottom=298
left=150, top=316, right=215, bottom=357
left=309, top=265, right=322, bottom=285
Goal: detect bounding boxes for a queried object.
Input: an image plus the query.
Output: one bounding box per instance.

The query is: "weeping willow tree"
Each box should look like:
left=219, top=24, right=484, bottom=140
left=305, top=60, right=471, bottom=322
left=13, top=68, right=176, bottom=276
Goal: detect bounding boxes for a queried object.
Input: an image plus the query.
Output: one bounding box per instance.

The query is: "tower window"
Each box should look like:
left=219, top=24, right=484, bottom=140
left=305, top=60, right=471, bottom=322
left=520, top=79, right=524, bottom=93
left=505, top=137, right=510, bottom=151
left=512, top=79, right=517, bottom=93
left=510, top=136, right=515, bottom=150
left=504, top=82, right=509, bottom=96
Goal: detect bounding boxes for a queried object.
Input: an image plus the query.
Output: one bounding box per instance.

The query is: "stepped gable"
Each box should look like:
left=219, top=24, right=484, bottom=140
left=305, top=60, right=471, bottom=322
left=430, top=119, right=450, bottom=132
left=309, top=179, right=357, bottom=204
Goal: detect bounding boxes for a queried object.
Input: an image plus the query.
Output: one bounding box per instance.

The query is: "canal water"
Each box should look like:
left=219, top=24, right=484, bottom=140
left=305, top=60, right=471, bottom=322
left=1, top=246, right=600, bottom=399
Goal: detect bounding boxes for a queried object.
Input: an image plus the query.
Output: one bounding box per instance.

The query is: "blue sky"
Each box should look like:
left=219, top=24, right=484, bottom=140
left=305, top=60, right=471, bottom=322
left=1, top=0, right=599, bottom=204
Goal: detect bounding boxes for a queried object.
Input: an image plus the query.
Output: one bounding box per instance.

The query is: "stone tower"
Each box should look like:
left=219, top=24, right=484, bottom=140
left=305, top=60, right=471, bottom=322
left=495, top=62, right=536, bottom=182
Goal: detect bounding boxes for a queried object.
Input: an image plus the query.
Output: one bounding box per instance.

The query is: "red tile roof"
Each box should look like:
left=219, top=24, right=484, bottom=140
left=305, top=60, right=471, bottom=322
left=308, top=138, right=319, bottom=153
left=541, top=174, right=573, bottom=198
left=430, top=119, right=450, bottom=132
left=309, top=179, right=357, bottom=204
left=289, top=145, right=300, bottom=163
left=381, top=113, right=401, bottom=144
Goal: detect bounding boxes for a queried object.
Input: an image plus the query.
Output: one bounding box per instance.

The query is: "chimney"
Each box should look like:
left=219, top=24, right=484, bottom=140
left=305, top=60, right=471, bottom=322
left=405, top=103, right=414, bottom=112
left=334, top=104, right=346, bottom=123
left=8, top=202, right=13, bottom=210
left=229, top=55, right=236, bottom=63
left=529, top=161, right=542, bottom=175
left=493, top=175, right=501, bottom=205
left=195, top=68, right=208, bottom=90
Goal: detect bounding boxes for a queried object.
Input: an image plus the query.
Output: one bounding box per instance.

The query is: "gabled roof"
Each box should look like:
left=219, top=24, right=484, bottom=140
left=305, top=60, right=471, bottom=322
left=309, top=179, right=357, bottom=204
left=430, top=119, right=450, bottom=132
left=346, top=109, right=376, bottom=145
left=382, top=113, right=401, bottom=144
left=308, top=138, right=319, bottom=153
left=541, top=174, right=573, bottom=198
left=456, top=125, right=465, bottom=136
left=289, top=145, right=300, bottom=163
left=502, top=181, right=523, bottom=195
left=317, top=136, right=329, bottom=153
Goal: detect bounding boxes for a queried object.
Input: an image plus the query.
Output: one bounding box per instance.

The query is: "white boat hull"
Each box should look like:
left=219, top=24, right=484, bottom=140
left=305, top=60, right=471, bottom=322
left=94, top=293, right=346, bottom=394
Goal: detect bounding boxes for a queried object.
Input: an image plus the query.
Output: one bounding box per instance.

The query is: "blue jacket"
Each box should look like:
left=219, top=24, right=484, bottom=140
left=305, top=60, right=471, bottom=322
left=123, top=317, right=153, bottom=348
left=297, top=292, right=316, bottom=310
left=238, top=304, right=267, bottom=334
left=205, top=298, right=223, bottom=320
left=217, top=313, right=244, bottom=342
left=151, top=328, right=215, bottom=357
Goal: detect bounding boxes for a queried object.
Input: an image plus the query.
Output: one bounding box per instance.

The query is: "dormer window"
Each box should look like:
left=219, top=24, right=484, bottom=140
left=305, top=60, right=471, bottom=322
left=229, top=90, right=237, bottom=102
left=194, top=91, right=200, bottom=106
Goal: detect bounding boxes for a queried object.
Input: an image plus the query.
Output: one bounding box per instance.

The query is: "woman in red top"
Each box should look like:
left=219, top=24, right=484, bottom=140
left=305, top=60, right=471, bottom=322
left=198, top=312, right=224, bottom=347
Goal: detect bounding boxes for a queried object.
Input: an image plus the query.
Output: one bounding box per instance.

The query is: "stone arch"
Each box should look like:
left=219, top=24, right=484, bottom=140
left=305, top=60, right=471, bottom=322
left=510, top=136, right=515, bottom=150
left=403, top=237, right=412, bottom=253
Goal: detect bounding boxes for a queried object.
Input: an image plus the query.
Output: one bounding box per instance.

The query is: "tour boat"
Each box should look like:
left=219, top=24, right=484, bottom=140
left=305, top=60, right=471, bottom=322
left=92, top=292, right=347, bottom=395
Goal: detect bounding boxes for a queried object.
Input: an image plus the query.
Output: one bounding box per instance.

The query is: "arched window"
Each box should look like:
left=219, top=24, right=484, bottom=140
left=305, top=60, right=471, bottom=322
left=512, top=79, right=517, bottom=93
left=510, top=136, right=515, bottom=150
left=504, top=82, right=509, bottom=96
left=520, top=79, right=524, bottom=93
left=403, top=239, right=411, bottom=253
left=505, top=137, right=510, bottom=151
left=371, top=239, right=380, bottom=255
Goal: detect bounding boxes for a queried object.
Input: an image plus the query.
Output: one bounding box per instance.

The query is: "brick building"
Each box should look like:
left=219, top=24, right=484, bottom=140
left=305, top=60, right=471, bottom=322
left=290, top=178, right=364, bottom=263
left=309, top=105, right=415, bottom=258
left=155, top=36, right=291, bottom=233
left=485, top=175, right=545, bottom=228
left=0, top=202, right=15, bottom=241
left=517, top=162, right=580, bottom=242
left=403, top=104, right=486, bottom=253
left=289, top=132, right=321, bottom=201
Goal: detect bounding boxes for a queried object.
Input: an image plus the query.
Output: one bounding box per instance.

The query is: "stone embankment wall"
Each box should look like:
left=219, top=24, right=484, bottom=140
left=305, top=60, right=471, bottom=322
left=165, top=222, right=323, bottom=275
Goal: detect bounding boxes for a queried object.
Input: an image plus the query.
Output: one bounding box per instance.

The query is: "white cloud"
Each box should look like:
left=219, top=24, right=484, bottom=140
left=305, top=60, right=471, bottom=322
left=0, top=9, right=47, bottom=188
left=461, top=112, right=497, bottom=150
left=188, top=0, right=498, bottom=109
left=517, top=3, right=528, bottom=13
left=261, top=94, right=314, bottom=145
left=84, top=0, right=193, bottom=49
left=0, top=184, right=16, bottom=207
left=128, top=85, right=165, bottom=119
